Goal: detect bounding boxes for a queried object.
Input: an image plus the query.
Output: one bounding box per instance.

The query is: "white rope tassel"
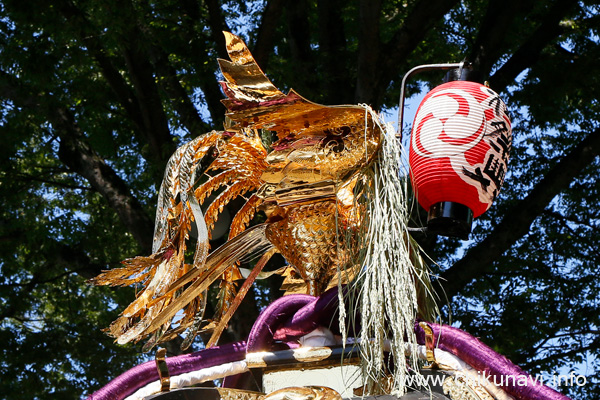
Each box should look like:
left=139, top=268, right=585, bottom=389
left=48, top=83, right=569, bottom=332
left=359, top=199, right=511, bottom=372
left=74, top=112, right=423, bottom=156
left=357, top=116, right=422, bottom=396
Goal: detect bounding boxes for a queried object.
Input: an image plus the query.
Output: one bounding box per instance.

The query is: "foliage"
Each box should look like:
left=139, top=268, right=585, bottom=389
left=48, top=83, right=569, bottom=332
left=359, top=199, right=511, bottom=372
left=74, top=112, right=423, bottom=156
left=1, top=0, right=599, bottom=398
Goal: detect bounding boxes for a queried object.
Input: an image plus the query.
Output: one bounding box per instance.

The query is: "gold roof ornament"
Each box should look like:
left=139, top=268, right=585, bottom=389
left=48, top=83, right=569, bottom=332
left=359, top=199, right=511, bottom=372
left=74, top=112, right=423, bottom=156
left=91, top=32, right=436, bottom=397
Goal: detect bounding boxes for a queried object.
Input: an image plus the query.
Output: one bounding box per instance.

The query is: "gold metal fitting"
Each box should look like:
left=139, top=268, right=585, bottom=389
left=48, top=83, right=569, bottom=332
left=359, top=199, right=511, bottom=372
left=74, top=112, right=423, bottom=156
left=419, top=321, right=439, bottom=369
left=155, top=348, right=171, bottom=392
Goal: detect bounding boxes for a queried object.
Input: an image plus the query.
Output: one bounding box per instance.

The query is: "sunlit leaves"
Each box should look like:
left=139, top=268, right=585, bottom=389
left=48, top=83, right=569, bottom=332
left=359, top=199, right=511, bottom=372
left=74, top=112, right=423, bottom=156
left=1, top=0, right=600, bottom=398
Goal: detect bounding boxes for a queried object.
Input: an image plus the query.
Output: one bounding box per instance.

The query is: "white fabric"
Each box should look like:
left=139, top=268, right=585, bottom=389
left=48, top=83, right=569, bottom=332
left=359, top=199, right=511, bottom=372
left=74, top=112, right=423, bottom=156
left=411, top=345, right=514, bottom=400
left=298, top=327, right=337, bottom=347
left=124, top=340, right=513, bottom=400
left=124, top=360, right=249, bottom=400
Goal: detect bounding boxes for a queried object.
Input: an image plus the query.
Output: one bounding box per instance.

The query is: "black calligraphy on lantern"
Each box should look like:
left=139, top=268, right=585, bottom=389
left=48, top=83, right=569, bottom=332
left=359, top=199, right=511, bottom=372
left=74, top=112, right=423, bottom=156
left=462, top=166, right=491, bottom=191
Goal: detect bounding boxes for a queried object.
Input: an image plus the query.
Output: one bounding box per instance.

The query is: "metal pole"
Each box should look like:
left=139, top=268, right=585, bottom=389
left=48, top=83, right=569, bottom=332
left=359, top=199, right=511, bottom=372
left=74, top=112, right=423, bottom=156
left=396, top=62, right=465, bottom=141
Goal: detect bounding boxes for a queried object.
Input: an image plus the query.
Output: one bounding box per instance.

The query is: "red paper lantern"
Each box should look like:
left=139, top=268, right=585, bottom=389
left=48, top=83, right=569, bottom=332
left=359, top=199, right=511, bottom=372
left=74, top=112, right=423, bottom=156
left=409, top=80, right=512, bottom=238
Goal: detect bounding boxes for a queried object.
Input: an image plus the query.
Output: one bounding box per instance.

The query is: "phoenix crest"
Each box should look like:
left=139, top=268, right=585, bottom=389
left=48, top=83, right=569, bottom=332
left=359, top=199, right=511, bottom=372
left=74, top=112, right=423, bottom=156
left=91, top=32, right=434, bottom=356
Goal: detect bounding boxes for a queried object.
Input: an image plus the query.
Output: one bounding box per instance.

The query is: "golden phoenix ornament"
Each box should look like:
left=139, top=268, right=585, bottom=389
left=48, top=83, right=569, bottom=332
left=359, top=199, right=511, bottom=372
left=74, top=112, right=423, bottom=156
left=90, top=32, right=435, bottom=379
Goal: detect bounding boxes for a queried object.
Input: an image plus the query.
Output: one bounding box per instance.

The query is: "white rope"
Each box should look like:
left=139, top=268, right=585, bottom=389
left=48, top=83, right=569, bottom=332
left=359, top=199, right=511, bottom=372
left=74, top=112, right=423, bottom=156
left=411, top=346, right=515, bottom=400
left=124, top=361, right=249, bottom=400
left=122, top=336, right=512, bottom=400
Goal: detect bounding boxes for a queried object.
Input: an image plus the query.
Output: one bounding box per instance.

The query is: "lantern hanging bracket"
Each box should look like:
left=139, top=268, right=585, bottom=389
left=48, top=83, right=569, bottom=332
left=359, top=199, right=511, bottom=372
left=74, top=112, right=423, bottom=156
left=396, top=62, right=466, bottom=141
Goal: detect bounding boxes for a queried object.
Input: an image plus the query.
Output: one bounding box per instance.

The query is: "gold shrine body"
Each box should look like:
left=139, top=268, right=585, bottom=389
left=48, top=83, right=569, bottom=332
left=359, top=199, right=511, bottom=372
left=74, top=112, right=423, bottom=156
left=219, top=34, right=384, bottom=294
left=91, top=31, right=392, bottom=348
left=242, top=109, right=382, bottom=295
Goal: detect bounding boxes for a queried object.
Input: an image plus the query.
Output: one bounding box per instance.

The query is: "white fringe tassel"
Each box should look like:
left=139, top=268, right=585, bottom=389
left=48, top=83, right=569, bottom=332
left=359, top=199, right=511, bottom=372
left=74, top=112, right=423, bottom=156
left=354, top=115, right=422, bottom=396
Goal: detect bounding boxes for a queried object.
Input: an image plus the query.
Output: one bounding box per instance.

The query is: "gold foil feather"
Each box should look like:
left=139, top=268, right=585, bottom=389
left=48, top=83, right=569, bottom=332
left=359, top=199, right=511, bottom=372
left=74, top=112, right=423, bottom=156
left=91, top=33, right=435, bottom=378
left=228, top=194, right=263, bottom=239
left=139, top=223, right=274, bottom=338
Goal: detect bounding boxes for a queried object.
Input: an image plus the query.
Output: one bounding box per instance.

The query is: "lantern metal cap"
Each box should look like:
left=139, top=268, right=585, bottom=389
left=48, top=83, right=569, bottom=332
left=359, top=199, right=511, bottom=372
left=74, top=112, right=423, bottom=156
left=427, top=202, right=473, bottom=240
left=443, top=66, right=483, bottom=84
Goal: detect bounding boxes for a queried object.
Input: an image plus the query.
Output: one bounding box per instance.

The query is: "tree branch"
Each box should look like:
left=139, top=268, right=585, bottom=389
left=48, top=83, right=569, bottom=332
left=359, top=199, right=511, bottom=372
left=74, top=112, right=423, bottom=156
left=54, top=107, right=154, bottom=253
left=199, top=65, right=227, bottom=128
left=252, top=0, right=284, bottom=70
left=175, top=0, right=226, bottom=127
left=354, top=0, right=381, bottom=104
left=204, top=0, right=231, bottom=59
left=55, top=2, right=157, bottom=161
left=316, top=0, right=351, bottom=104
left=489, top=0, right=579, bottom=93
left=468, top=0, right=536, bottom=75
left=363, top=0, right=460, bottom=106
left=543, top=210, right=600, bottom=234
left=137, top=24, right=211, bottom=137
left=2, top=268, right=85, bottom=289
left=438, top=127, right=600, bottom=299
left=521, top=335, right=600, bottom=371
left=285, top=0, right=318, bottom=96
left=121, top=35, right=175, bottom=167
left=9, top=172, right=92, bottom=191
left=153, top=53, right=210, bottom=136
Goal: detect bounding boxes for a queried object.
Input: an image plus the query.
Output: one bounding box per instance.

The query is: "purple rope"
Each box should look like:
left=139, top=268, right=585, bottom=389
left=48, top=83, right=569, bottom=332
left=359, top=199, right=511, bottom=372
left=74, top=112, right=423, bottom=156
left=89, top=287, right=572, bottom=400
left=246, top=294, right=313, bottom=352
left=247, top=286, right=353, bottom=348
left=414, top=322, right=571, bottom=400
left=247, top=288, right=572, bottom=400
left=90, top=292, right=316, bottom=399
left=272, top=287, right=343, bottom=341
left=87, top=341, right=247, bottom=400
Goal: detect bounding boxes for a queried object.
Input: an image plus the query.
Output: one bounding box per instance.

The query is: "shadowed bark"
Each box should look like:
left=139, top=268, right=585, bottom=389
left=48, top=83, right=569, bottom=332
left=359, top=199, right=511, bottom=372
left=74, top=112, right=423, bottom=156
left=252, top=0, right=284, bottom=70
left=205, top=0, right=232, bottom=60
left=489, top=0, right=579, bottom=92
left=121, top=39, right=175, bottom=167
left=357, top=0, right=460, bottom=106
left=318, top=0, right=351, bottom=103
left=355, top=0, right=382, bottom=104
left=468, top=0, right=537, bottom=74
left=138, top=23, right=211, bottom=137
left=53, top=107, right=154, bottom=253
